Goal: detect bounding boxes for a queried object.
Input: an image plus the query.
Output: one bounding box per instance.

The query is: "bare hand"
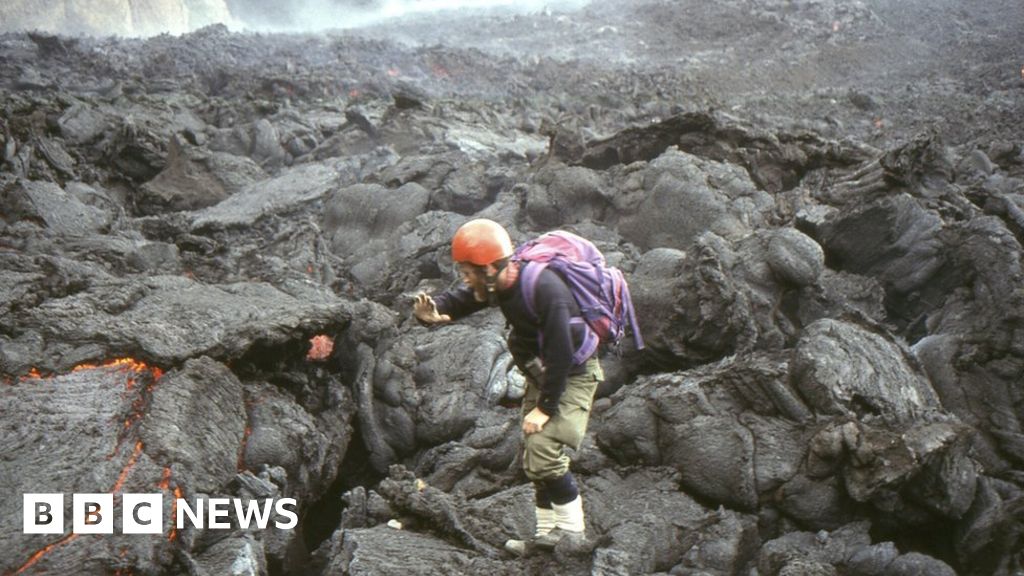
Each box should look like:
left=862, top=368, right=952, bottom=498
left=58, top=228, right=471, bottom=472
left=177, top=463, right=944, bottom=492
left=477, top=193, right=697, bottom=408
left=522, top=407, right=550, bottom=435
left=413, top=292, right=451, bottom=324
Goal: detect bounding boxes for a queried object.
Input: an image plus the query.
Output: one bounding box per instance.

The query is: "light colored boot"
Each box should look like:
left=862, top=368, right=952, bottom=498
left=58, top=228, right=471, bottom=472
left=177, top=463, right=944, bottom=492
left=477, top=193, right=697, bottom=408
left=503, top=507, right=556, bottom=556
left=533, top=495, right=585, bottom=549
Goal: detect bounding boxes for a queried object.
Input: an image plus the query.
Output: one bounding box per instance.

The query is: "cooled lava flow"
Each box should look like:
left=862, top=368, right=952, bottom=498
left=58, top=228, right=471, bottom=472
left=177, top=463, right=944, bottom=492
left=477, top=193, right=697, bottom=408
left=9, top=358, right=165, bottom=576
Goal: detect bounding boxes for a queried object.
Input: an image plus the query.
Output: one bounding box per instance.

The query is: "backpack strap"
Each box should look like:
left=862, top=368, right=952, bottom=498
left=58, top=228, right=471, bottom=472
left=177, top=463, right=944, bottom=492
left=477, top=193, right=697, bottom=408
left=518, top=260, right=547, bottom=322
left=621, top=280, right=645, bottom=350
left=519, top=261, right=600, bottom=366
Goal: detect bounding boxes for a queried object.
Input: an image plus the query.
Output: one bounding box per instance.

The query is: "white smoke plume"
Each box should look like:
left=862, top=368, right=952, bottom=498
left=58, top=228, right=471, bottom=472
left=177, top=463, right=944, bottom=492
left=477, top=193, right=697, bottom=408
left=226, top=0, right=592, bottom=33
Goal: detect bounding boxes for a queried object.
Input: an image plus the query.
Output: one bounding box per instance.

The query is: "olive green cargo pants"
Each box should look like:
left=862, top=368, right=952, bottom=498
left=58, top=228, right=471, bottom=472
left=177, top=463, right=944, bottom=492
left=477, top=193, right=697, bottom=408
left=521, top=358, right=604, bottom=481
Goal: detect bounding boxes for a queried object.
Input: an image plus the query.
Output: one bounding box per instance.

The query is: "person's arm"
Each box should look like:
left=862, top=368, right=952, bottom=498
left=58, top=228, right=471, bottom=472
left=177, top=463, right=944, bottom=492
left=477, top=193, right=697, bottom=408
left=413, top=285, right=487, bottom=325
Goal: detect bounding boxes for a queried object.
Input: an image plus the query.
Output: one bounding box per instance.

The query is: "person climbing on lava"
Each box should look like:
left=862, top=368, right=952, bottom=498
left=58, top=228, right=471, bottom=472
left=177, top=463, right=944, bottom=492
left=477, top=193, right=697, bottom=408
left=412, top=218, right=642, bottom=556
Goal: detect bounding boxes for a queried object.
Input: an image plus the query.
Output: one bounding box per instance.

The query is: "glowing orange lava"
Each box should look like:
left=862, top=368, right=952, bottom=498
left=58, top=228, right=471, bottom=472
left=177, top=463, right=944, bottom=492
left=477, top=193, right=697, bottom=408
left=168, top=486, right=183, bottom=542
left=157, top=467, right=172, bottom=491
left=20, top=368, right=44, bottom=381
left=158, top=468, right=183, bottom=543
left=14, top=440, right=148, bottom=570
left=13, top=534, right=80, bottom=574
left=307, top=334, right=334, bottom=361
left=10, top=359, right=164, bottom=573
left=111, top=441, right=144, bottom=495
left=21, top=357, right=164, bottom=383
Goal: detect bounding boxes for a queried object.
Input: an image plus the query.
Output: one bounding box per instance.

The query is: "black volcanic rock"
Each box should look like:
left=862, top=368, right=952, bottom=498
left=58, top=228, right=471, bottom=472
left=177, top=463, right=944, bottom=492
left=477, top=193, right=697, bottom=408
left=2, top=0, right=1024, bottom=574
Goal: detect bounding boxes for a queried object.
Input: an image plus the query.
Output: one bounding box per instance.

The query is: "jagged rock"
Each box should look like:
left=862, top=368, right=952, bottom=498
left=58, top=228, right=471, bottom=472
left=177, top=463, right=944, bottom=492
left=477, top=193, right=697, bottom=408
left=1, top=179, right=111, bottom=235
left=139, top=357, right=246, bottom=493
left=571, top=112, right=715, bottom=169
left=766, top=227, right=826, bottom=287
left=885, top=552, right=957, bottom=576
left=35, top=136, right=76, bottom=178
left=241, top=379, right=354, bottom=498
left=437, top=163, right=513, bottom=216
left=953, top=476, right=1024, bottom=574
left=816, top=194, right=946, bottom=310
left=441, top=121, right=548, bottom=162
left=840, top=421, right=963, bottom=504
left=354, top=318, right=518, bottom=473
left=138, top=134, right=266, bottom=214
left=376, top=151, right=459, bottom=192
left=2, top=2, right=1024, bottom=575
left=880, top=131, right=955, bottom=197
left=58, top=101, right=115, bottom=145
left=846, top=542, right=901, bottom=576
left=795, top=269, right=887, bottom=328
left=757, top=522, right=875, bottom=575
left=791, top=319, right=943, bottom=424
left=190, top=162, right=345, bottom=231
left=630, top=229, right=821, bottom=367
left=321, top=525, right=510, bottom=575
left=777, top=474, right=855, bottom=531
left=9, top=275, right=352, bottom=375
left=597, top=353, right=808, bottom=510
left=375, top=465, right=500, bottom=555
left=523, top=163, right=612, bottom=228
left=414, top=410, right=521, bottom=496
left=125, top=241, right=182, bottom=273
left=188, top=533, right=268, bottom=576
left=322, top=181, right=430, bottom=289
left=616, top=147, right=772, bottom=251
left=0, top=362, right=170, bottom=575
left=586, top=467, right=758, bottom=575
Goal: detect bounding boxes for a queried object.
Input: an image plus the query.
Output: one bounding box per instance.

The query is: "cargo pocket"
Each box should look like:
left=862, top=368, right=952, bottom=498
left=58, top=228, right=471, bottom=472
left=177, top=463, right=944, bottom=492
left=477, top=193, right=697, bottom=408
left=551, top=370, right=601, bottom=450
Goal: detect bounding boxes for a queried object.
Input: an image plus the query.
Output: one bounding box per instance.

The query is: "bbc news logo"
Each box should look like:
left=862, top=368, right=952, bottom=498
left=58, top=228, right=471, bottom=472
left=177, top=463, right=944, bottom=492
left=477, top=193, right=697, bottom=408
left=24, top=494, right=298, bottom=534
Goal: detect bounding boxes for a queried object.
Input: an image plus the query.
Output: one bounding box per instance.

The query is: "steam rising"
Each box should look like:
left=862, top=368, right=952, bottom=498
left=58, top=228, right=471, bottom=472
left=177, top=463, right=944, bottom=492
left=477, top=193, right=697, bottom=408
left=229, top=0, right=592, bottom=33
left=0, top=0, right=591, bottom=37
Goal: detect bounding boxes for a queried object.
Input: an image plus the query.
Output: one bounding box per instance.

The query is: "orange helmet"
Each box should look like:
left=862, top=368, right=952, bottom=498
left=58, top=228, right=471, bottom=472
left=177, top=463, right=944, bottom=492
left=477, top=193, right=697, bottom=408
left=451, top=219, right=513, bottom=266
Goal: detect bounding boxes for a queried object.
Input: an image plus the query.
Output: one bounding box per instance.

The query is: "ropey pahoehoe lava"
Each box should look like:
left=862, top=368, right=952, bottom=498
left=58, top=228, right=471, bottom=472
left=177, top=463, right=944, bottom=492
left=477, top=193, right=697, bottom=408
left=2, top=0, right=1024, bottom=574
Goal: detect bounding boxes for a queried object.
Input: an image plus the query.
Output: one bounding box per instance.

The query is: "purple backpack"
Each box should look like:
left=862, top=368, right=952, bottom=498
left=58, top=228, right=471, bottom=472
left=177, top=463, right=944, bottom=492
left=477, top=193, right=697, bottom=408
left=513, top=230, right=645, bottom=365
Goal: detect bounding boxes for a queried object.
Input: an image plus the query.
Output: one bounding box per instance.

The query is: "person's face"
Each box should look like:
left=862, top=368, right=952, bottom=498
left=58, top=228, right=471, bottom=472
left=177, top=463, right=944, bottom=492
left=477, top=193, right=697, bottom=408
left=458, top=262, right=493, bottom=302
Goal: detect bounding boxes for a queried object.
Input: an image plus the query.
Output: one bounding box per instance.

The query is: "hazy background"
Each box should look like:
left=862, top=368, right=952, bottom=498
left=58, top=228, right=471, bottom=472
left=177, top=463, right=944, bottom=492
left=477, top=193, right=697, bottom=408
left=0, top=0, right=593, bottom=37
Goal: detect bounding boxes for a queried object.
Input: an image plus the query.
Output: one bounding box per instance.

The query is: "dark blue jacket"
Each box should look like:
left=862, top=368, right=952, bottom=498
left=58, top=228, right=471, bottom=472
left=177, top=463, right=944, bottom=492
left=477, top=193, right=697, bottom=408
left=433, top=266, right=588, bottom=415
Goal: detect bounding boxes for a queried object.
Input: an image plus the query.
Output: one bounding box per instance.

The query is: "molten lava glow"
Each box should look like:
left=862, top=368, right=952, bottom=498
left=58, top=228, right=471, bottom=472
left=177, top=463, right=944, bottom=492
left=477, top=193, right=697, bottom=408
left=13, top=534, right=80, bottom=575
left=168, top=486, right=184, bottom=542
left=112, top=549, right=132, bottom=576
left=103, top=358, right=163, bottom=459
left=111, top=441, right=145, bottom=495
left=12, top=359, right=163, bottom=573
left=157, top=467, right=172, bottom=491
left=307, top=334, right=334, bottom=361
left=20, top=357, right=164, bottom=384
left=159, top=468, right=183, bottom=542
left=386, top=67, right=400, bottom=77
left=71, top=357, right=164, bottom=382
left=15, top=441, right=146, bottom=573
